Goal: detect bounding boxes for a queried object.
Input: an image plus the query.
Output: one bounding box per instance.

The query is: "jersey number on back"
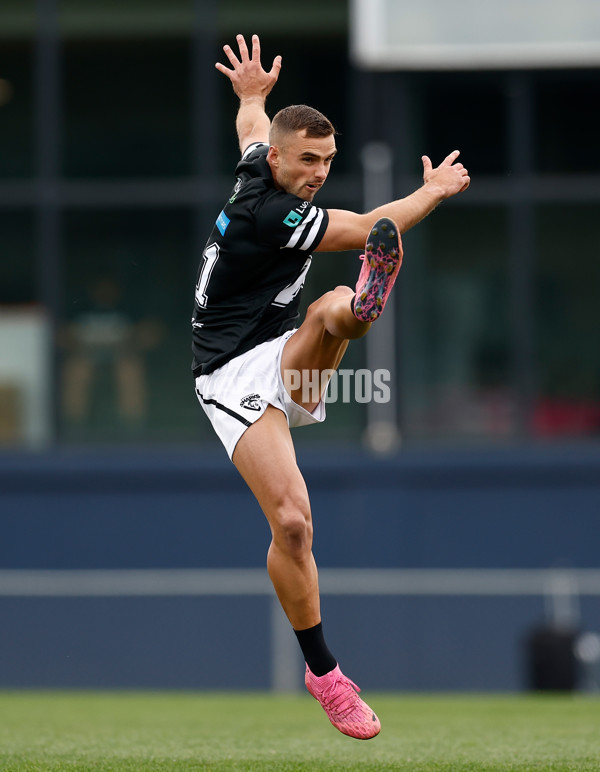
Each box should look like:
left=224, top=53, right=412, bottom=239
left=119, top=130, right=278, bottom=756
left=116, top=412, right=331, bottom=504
left=195, top=242, right=220, bottom=309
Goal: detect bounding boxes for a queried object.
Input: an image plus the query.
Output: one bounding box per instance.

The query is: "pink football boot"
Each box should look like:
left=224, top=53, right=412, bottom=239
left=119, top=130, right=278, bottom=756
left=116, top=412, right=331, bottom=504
left=353, top=216, right=403, bottom=322
left=305, top=664, right=381, bottom=740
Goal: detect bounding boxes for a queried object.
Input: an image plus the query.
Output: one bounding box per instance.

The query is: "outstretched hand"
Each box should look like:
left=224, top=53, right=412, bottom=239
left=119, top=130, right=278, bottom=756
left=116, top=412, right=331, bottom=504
left=216, top=34, right=282, bottom=102
left=422, top=150, right=470, bottom=198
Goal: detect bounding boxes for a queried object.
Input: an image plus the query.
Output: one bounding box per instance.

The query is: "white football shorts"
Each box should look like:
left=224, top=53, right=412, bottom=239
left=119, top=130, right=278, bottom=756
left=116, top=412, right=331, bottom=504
left=194, top=329, right=326, bottom=459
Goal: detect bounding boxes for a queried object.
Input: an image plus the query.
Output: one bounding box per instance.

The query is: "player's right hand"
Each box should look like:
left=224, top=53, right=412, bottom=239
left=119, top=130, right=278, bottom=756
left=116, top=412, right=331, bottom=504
left=215, top=34, right=282, bottom=102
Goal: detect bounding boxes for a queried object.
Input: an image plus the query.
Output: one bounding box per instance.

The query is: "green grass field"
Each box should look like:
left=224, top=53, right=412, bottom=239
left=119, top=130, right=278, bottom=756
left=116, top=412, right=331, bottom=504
left=0, top=691, right=598, bottom=771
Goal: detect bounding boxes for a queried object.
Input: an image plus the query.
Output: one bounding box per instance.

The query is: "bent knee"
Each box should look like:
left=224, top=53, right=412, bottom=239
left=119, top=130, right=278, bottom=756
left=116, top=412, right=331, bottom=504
left=305, top=285, right=354, bottom=321
left=272, top=511, right=313, bottom=557
left=333, top=284, right=354, bottom=297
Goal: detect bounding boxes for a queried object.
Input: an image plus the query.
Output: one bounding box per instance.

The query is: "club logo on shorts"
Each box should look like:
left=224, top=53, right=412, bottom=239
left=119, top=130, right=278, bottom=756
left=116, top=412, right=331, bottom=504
left=240, top=393, right=262, bottom=411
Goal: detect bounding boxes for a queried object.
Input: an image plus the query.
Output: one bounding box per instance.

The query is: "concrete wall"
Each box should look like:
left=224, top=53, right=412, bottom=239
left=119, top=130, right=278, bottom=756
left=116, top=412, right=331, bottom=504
left=1, top=443, right=599, bottom=690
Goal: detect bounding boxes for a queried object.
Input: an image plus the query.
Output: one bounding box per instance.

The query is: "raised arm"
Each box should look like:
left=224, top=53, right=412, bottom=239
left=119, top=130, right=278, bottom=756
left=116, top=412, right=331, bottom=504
left=316, top=150, right=470, bottom=252
left=215, top=34, right=282, bottom=154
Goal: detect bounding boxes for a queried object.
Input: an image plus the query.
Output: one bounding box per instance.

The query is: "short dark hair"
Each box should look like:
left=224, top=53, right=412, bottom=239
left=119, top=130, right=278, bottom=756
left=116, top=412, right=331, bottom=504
left=270, top=105, right=336, bottom=144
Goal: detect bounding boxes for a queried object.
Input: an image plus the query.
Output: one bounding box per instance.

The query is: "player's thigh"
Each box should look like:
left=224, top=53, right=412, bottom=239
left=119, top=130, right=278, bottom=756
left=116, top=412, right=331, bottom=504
left=281, top=286, right=353, bottom=376
left=232, top=405, right=310, bottom=525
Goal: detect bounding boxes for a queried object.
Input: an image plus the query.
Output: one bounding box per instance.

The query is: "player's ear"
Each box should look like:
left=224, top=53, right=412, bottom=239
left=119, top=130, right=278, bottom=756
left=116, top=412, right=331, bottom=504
left=267, top=145, right=279, bottom=167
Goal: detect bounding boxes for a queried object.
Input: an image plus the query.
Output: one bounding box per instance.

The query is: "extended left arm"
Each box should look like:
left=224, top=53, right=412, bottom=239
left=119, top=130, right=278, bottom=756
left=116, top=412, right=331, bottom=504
left=316, top=150, right=470, bottom=252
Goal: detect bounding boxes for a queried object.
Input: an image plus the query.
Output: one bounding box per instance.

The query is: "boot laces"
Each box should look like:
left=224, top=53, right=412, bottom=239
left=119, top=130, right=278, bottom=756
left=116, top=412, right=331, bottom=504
left=321, top=674, right=362, bottom=719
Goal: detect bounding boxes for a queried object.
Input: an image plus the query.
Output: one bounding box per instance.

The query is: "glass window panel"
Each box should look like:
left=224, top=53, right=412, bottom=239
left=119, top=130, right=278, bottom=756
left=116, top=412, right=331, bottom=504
left=60, top=208, right=207, bottom=444
left=400, top=206, right=515, bottom=443
left=63, top=38, right=191, bottom=178
left=0, top=208, right=42, bottom=449
left=60, top=0, right=193, bottom=37
left=417, top=72, right=508, bottom=176
left=0, top=41, right=34, bottom=178
left=535, top=70, right=600, bottom=174
left=0, top=2, right=36, bottom=36
left=0, top=209, right=36, bottom=304
left=533, top=205, right=600, bottom=438
left=218, top=0, right=348, bottom=36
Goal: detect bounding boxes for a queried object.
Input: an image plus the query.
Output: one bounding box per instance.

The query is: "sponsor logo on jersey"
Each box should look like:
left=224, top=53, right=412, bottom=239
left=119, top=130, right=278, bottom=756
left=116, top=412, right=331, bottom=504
left=283, top=201, right=310, bottom=227
left=240, top=393, right=262, bottom=411
left=283, top=210, right=302, bottom=227
left=216, top=210, right=230, bottom=236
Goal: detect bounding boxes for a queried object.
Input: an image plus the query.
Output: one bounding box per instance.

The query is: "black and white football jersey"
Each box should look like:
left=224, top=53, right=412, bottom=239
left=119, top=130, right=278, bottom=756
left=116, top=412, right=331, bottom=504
left=191, top=143, right=329, bottom=376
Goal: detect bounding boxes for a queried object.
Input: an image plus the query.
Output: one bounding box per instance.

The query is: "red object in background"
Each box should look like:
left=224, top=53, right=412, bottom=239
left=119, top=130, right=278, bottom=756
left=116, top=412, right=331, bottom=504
left=533, top=399, right=600, bottom=437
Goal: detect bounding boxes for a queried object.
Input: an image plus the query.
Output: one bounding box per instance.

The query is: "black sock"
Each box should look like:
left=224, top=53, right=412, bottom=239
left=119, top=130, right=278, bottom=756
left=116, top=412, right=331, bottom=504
left=294, top=622, right=337, bottom=677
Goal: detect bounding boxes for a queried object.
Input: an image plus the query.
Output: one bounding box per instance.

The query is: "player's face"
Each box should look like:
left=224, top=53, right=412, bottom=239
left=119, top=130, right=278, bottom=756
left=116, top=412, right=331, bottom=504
left=268, top=131, right=337, bottom=201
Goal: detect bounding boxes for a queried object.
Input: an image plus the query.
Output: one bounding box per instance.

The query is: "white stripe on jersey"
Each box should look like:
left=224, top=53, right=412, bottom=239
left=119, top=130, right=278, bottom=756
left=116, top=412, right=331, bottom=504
left=282, top=207, right=324, bottom=250
left=241, top=142, right=268, bottom=160
left=299, top=209, right=325, bottom=251
left=282, top=207, right=318, bottom=249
